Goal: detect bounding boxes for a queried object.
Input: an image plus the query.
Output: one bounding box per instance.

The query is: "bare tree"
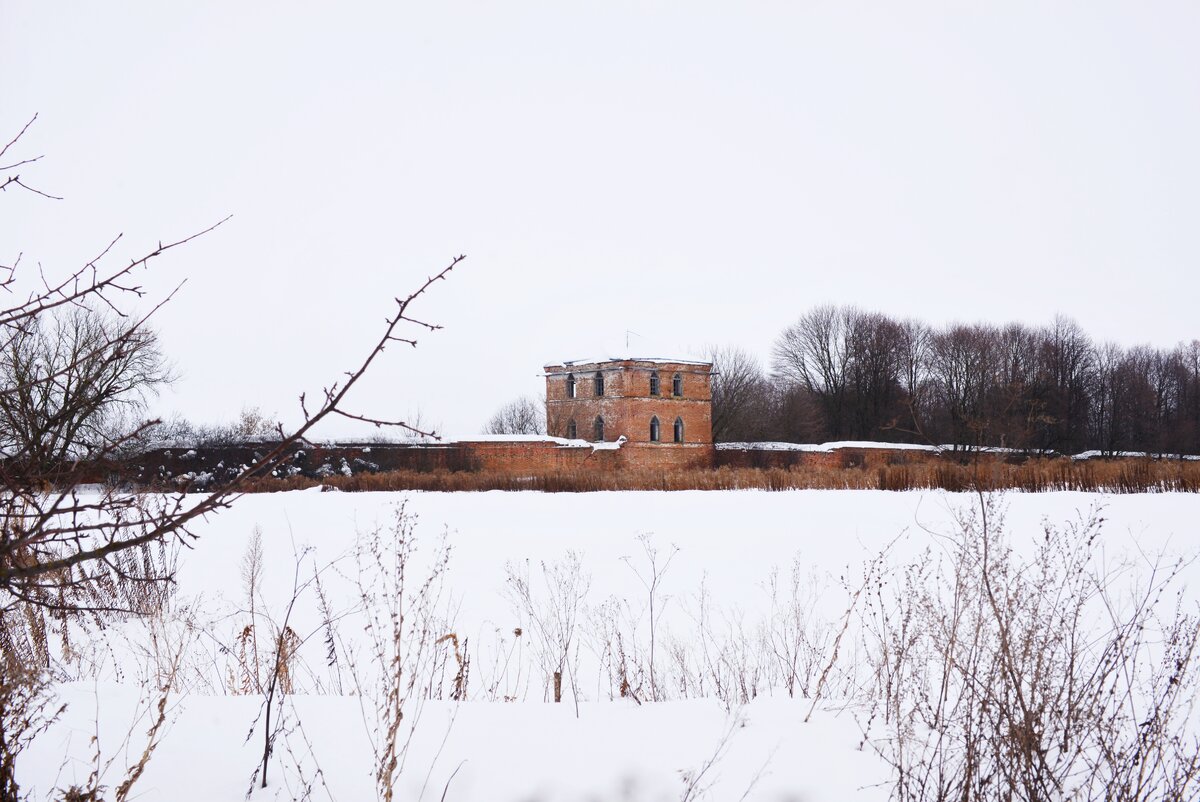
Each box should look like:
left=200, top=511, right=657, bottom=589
left=0, top=114, right=462, bottom=612
left=0, top=248, right=463, bottom=610
left=1034, top=315, right=1096, bottom=452
left=927, top=323, right=1000, bottom=449
left=843, top=311, right=905, bottom=439
left=0, top=116, right=464, bottom=801
left=483, top=395, right=545, bottom=435
left=772, top=305, right=855, bottom=439
left=773, top=306, right=911, bottom=442
left=0, top=307, right=172, bottom=473
left=705, top=345, right=766, bottom=442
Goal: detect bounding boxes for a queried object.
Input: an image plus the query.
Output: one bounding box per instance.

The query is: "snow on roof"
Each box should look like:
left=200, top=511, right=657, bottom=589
left=547, top=356, right=713, bottom=369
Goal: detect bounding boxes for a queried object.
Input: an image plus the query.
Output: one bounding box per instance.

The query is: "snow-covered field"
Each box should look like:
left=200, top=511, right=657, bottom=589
left=19, top=489, right=1200, bottom=801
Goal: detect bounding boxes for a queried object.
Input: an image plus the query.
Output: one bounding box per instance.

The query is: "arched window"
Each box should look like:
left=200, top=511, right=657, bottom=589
left=649, top=371, right=660, bottom=396
left=673, top=416, right=685, bottom=443
left=566, top=419, right=577, bottom=439
left=566, top=373, right=576, bottom=399
left=593, top=416, right=605, bottom=442
left=649, top=416, right=660, bottom=442
left=594, top=371, right=605, bottom=396
left=672, top=373, right=683, bottom=397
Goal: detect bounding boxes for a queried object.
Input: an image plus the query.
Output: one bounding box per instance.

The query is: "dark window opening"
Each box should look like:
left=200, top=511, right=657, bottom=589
left=566, top=373, right=576, bottom=399
left=593, top=416, right=605, bottom=442
left=566, top=419, right=577, bottom=439
left=672, top=373, right=683, bottom=397
left=649, top=371, right=660, bottom=396
left=594, top=371, right=604, bottom=396
left=674, top=416, right=685, bottom=443
left=649, top=416, right=660, bottom=442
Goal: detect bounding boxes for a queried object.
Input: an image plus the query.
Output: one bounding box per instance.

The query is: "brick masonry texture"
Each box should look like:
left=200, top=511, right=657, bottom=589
left=544, top=359, right=713, bottom=445
left=465, top=441, right=715, bottom=473
left=131, top=439, right=716, bottom=484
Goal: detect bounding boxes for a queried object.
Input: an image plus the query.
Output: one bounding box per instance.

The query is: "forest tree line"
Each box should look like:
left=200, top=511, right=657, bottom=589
left=710, top=305, right=1200, bottom=455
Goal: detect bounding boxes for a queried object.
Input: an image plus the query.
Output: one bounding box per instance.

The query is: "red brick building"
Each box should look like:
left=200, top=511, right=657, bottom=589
left=543, top=358, right=714, bottom=446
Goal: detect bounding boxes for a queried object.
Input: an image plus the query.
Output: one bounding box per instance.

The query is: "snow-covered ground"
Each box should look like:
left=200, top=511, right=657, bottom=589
left=19, top=489, right=1200, bottom=801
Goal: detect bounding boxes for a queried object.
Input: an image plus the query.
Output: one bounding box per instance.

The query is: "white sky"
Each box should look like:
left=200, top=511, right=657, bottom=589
left=3, top=2, right=1199, bottom=439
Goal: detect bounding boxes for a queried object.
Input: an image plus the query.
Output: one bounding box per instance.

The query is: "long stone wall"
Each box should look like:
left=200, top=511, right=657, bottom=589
left=131, top=437, right=716, bottom=486
left=127, top=438, right=1192, bottom=489
left=130, top=442, right=472, bottom=486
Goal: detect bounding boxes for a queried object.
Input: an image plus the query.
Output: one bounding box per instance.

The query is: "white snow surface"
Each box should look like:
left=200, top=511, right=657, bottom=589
left=20, top=489, right=1200, bottom=801
left=30, top=687, right=877, bottom=802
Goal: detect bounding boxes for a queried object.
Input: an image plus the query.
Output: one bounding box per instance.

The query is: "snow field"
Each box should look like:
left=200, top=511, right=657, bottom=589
left=21, top=489, right=1200, bottom=801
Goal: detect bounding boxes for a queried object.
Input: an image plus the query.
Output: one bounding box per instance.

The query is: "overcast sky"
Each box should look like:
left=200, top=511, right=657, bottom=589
left=4, top=2, right=1199, bottom=438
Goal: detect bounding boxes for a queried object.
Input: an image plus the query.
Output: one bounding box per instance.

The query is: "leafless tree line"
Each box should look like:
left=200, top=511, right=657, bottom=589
left=707, top=305, right=1200, bottom=455
left=483, top=395, right=545, bottom=436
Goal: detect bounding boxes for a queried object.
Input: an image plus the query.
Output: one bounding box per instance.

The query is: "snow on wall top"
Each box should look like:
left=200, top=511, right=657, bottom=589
left=589, top=435, right=628, bottom=451
left=460, top=434, right=630, bottom=452
left=716, top=441, right=940, bottom=453
left=823, top=440, right=940, bottom=452
left=459, top=434, right=592, bottom=448
left=717, top=442, right=1200, bottom=460
left=715, top=442, right=830, bottom=452
left=1072, top=450, right=1200, bottom=461
left=716, top=441, right=1029, bottom=454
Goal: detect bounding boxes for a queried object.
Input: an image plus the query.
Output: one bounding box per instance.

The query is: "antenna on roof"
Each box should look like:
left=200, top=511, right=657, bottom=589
left=625, top=329, right=641, bottom=350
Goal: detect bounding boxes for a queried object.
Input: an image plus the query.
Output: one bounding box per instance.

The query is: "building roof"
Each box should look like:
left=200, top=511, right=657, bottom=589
left=544, top=356, right=713, bottom=370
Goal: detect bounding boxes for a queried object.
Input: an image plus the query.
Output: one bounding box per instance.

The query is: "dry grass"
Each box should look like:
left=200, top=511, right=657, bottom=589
left=226, top=457, right=1200, bottom=494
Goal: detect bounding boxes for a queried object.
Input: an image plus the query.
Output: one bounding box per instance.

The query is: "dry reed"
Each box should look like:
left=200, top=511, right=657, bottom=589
left=223, top=457, right=1200, bottom=494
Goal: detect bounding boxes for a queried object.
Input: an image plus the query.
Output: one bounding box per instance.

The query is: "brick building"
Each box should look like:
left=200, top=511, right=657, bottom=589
left=543, top=358, right=714, bottom=445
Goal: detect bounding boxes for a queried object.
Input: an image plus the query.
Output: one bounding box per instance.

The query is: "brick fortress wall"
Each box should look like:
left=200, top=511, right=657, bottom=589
left=128, top=440, right=1188, bottom=488
left=467, top=441, right=714, bottom=473
left=131, top=438, right=715, bottom=486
